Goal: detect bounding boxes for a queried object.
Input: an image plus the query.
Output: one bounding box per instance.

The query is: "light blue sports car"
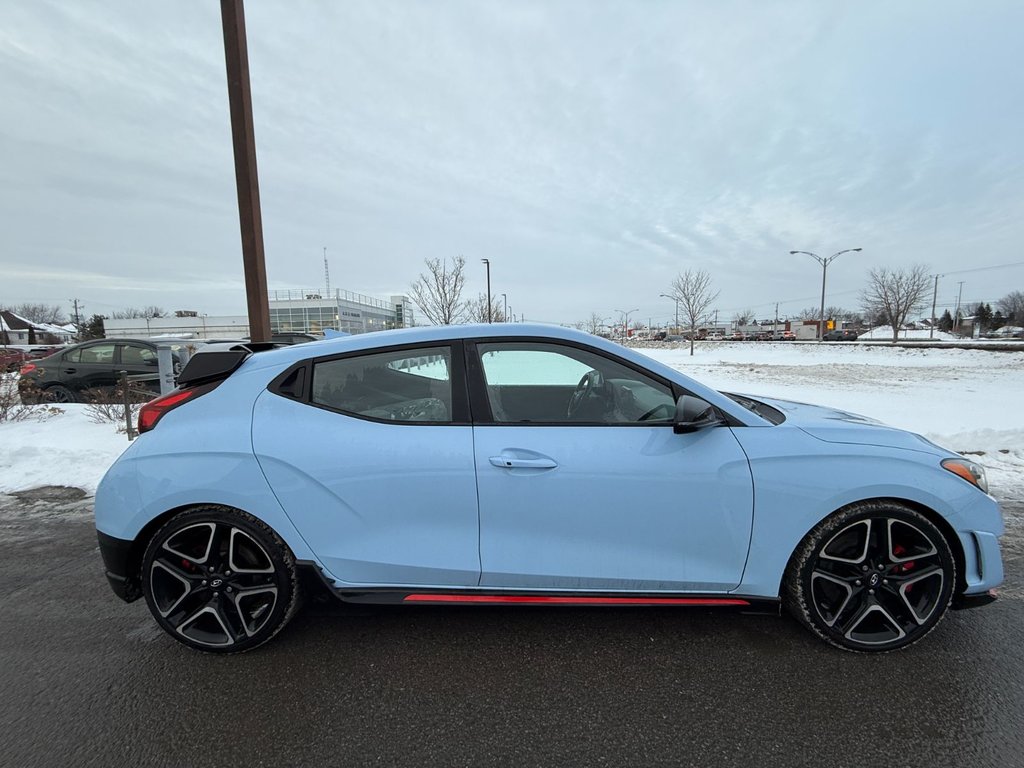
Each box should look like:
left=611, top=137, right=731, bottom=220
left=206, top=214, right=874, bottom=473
left=94, top=324, right=1004, bottom=653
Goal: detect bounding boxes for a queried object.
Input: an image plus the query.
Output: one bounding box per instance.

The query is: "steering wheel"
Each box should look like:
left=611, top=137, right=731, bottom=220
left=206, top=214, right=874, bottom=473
left=566, top=369, right=606, bottom=419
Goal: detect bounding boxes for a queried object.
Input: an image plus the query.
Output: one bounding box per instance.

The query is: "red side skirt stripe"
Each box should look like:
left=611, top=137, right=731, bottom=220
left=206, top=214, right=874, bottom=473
left=402, top=594, right=749, bottom=606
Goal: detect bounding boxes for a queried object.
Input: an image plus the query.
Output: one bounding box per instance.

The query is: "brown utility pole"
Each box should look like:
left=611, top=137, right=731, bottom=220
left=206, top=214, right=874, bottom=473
left=220, top=0, right=271, bottom=341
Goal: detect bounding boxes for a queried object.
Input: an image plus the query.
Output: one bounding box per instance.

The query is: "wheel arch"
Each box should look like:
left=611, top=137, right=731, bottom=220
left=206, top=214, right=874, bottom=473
left=122, top=502, right=286, bottom=601
left=782, top=496, right=967, bottom=597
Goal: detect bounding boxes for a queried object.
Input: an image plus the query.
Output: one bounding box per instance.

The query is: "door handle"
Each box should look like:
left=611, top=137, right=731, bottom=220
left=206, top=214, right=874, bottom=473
left=489, top=456, right=558, bottom=469
left=63, top=368, right=76, bottom=374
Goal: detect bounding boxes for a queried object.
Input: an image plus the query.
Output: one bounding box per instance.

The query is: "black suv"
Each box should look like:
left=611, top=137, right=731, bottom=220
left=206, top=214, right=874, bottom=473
left=18, top=339, right=185, bottom=403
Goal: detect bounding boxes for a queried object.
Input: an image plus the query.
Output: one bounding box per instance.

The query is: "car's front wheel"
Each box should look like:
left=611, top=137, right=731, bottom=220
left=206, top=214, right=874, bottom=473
left=784, top=501, right=956, bottom=652
left=141, top=507, right=300, bottom=653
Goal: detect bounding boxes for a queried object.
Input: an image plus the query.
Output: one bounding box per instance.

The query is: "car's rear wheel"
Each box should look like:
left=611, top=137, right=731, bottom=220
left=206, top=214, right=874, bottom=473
left=784, top=501, right=955, bottom=652
left=141, top=507, right=300, bottom=653
left=44, top=384, right=76, bottom=403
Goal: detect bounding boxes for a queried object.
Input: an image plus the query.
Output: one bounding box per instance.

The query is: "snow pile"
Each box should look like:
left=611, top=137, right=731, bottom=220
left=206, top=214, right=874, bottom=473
left=857, top=326, right=957, bottom=340
left=0, top=405, right=129, bottom=494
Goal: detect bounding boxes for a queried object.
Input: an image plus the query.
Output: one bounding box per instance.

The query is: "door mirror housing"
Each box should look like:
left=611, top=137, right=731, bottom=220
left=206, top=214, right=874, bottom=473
left=673, top=395, right=724, bottom=434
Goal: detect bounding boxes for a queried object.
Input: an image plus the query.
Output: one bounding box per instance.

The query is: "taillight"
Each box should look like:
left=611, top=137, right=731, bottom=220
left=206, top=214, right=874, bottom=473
left=138, top=383, right=216, bottom=434
left=19, top=363, right=36, bottom=375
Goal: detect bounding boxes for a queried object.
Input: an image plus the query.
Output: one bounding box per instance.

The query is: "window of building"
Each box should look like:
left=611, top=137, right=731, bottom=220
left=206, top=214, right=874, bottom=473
left=312, top=346, right=452, bottom=422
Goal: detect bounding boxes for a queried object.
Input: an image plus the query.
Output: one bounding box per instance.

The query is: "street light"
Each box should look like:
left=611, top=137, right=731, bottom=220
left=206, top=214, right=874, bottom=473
left=790, top=248, right=862, bottom=340
left=481, top=259, right=492, bottom=323
left=501, top=293, right=507, bottom=323
left=659, top=294, right=679, bottom=332
left=614, top=308, right=639, bottom=341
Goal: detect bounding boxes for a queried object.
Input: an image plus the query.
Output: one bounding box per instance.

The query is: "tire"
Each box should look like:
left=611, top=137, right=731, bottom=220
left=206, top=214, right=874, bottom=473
left=141, top=506, right=301, bottom=653
left=44, top=384, right=76, bottom=403
left=784, top=501, right=956, bottom=653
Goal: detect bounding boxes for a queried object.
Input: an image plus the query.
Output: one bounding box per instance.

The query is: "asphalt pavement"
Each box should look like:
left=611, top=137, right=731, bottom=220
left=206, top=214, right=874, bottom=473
left=1, top=486, right=1022, bottom=768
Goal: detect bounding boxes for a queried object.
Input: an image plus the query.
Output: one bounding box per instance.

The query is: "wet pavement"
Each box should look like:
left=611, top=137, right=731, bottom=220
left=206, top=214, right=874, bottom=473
left=1, top=488, right=1022, bottom=768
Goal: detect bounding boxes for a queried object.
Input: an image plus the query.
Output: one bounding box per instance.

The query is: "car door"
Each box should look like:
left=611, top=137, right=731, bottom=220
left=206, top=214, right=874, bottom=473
left=62, top=342, right=118, bottom=396
left=469, top=339, right=754, bottom=593
left=252, top=342, right=481, bottom=586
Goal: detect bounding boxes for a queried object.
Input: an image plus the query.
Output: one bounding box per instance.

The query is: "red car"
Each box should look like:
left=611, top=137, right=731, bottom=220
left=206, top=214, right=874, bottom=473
left=0, top=347, right=27, bottom=372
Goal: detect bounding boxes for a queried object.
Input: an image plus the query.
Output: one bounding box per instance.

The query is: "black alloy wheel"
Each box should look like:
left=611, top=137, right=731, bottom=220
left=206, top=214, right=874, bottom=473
left=785, top=501, right=955, bottom=652
left=141, top=507, right=300, bottom=653
left=44, top=384, right=76, bottom=403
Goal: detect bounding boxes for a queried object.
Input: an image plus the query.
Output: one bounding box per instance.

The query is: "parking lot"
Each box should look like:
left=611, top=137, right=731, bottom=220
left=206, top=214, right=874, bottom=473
left=1, top=487, right=1021, bottom=768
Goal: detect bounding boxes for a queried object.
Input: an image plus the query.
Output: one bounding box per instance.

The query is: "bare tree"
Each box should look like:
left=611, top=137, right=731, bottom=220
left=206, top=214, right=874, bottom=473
left=670, top=269, right=720, bottom=356
left=409, top=256, right=468, bottom=325
left=997, top=290, right=1024, bottom=323
left=732, top=308, right=755, bottom=327
left=8, top=303, right=66, bottom=324
left=464, top=293, right=506, bottom=323
left=861, top=265, right=931, bottom=342
left=111, top=306, right=166, bottom=319
left=582, top=312, right=606, bottom=335
left=799, top=305, right=861, bottom=324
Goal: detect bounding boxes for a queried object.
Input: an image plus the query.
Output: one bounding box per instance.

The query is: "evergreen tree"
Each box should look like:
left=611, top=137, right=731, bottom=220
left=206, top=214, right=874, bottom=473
left=974, top=302, right=993, bottom=333
left=992, top=310, right=1006, bottom=330
left=938, top=309, right=953, bottom=332
left=80, top=314, right=105, bottom=340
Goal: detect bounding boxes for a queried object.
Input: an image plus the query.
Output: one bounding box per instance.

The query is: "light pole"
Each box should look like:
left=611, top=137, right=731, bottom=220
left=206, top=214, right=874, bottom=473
left=790, top=248, right=862, bottom=340
left=953, top=281, right=965, bottom=334
left=614, top=308, right=639, bottom=341
left=501, top=293, right=507, bottom=323
left=481, top=258, right=492, bottom=323
left=659, top=294, right=679, bottom=332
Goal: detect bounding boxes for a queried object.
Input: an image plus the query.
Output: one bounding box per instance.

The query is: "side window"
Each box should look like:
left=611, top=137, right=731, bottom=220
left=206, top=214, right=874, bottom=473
left=120, top=345, right=157, bottom=365
left=64, top=348, right=81, bottom=363
left=477, top=342, right=676, bottom=424
left=78, top=344, right=116, bottom=364
left=312, top=346, right=452, bottom=423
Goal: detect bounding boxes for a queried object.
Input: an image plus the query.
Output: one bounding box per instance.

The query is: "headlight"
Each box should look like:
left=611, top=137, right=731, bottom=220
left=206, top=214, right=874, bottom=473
left=941, top=458, right=989, bottom=494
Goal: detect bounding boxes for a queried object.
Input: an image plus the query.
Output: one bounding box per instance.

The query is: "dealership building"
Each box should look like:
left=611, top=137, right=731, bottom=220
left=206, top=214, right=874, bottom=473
left=103, top=289, right=414, bottom=340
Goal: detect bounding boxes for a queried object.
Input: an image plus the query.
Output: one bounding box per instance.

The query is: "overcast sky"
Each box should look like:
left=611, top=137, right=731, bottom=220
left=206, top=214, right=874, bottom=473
left=1, top=1, right=1023, bottom=326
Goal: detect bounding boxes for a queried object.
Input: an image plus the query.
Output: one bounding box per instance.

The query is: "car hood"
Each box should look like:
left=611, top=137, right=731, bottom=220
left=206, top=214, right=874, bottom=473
left=745, top=395, right=950, bottom=456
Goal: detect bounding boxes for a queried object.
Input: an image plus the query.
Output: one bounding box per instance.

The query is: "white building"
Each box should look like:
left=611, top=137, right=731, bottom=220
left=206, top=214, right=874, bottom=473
left=268, top=289, right=414, bottom=335
left=102, top=290, right=414, bottom=340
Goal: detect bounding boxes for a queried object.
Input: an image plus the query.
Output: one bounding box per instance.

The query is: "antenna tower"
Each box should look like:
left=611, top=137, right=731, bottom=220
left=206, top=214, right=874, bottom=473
left=323, top=247, right=330, bottom=299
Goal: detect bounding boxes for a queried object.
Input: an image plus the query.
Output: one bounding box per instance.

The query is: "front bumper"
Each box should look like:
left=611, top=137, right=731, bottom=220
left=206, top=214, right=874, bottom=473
left=952, top=589, right=998, bottom=610
left=97, top=530, right=141, bottom=602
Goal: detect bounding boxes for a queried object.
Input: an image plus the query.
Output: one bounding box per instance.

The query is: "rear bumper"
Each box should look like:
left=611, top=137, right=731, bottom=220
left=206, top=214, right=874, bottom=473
left=97, top=530, right=141, bottom=602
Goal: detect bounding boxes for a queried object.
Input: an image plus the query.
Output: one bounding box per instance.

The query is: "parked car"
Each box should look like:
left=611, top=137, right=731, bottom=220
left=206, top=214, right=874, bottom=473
left=728, top=331, right=745, bottom=341
left=772, top=331, right=796, bottom=341
left=18, top=338, right=185, bottom=403
left=823, top=329, right=860, bottom=341
left=706, top=331, right=725, bottom=341
left=94, top=324, right=1002, bottom=654
left=0, top=347, right=27, bottom=373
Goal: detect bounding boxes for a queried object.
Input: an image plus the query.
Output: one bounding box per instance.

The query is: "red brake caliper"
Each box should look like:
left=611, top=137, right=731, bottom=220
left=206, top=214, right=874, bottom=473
left=893, top=544, right=915, bottom=592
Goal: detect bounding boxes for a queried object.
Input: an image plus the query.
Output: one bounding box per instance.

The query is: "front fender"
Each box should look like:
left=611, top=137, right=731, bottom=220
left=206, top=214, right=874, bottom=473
left=730, top=426, right=1003, bottom=597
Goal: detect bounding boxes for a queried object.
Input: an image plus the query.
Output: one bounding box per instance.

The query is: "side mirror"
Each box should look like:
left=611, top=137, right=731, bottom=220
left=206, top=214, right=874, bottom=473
left=673, top=394, right=724, bottom=434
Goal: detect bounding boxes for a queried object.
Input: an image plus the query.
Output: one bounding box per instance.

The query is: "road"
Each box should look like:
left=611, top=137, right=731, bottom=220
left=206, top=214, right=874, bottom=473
left=1, top=486, right=1022, bottom=768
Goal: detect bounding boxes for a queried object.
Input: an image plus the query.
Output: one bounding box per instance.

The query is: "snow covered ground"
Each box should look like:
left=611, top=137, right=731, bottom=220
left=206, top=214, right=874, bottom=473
left=1, top=343, right=1022, bottom=509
